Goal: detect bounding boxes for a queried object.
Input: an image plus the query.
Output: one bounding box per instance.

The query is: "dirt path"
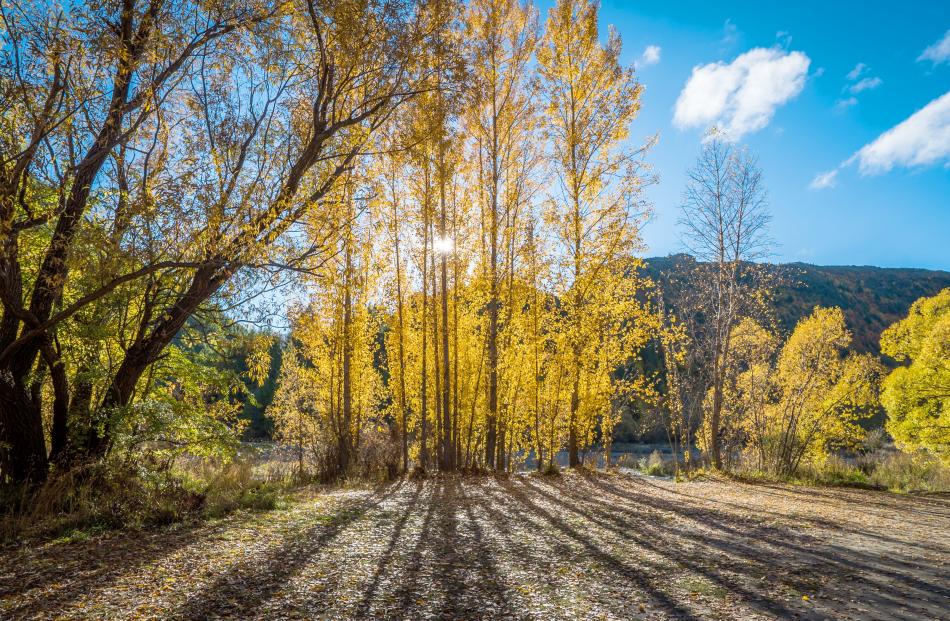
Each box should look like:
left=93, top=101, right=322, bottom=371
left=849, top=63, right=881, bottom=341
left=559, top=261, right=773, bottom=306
left=1, top=472, right=948, bottom=620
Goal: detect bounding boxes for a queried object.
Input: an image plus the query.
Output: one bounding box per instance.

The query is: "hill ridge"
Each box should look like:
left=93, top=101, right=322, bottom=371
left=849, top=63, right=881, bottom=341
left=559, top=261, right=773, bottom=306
left=643, top=254, right=950, bottom=354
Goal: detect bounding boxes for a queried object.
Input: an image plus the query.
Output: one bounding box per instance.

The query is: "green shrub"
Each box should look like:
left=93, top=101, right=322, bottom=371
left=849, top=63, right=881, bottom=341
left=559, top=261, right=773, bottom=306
left=1, top=454, right=295, bottom=544
left=798, top=456, right=871, bottom=488
left=788, top=450, right=950, bottom=493
left=638, top=450, right=669, bottom=476
left=867, top=451, right=950, bottom=493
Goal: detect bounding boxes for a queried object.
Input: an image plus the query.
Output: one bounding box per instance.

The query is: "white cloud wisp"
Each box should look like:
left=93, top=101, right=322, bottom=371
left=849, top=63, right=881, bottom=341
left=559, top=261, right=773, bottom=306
left=850, top=90, right=950, bottom=174
left=638, top=45, right=661, bottom=68
left=919, top=29, right=950, bottom=65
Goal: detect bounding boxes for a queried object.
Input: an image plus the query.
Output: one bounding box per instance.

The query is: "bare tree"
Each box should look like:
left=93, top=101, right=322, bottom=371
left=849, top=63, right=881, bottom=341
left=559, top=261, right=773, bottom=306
left=678, top=133, right=772, bottom=470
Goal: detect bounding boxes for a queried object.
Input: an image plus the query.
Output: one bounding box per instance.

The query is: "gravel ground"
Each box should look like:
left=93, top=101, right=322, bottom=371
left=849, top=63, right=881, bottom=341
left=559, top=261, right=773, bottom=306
left=1, top=471, right=948, bottom=620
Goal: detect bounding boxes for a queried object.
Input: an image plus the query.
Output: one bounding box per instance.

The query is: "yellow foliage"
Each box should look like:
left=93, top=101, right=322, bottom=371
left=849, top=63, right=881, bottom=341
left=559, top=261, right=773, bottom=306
left=716, top=308, right=882, bottom=475
left=880, top=288, right=950, bottom=462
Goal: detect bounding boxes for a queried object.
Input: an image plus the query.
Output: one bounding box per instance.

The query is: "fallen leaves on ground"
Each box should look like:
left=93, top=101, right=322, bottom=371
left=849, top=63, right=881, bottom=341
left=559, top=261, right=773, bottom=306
left=1, top=472, right=948, bottom=620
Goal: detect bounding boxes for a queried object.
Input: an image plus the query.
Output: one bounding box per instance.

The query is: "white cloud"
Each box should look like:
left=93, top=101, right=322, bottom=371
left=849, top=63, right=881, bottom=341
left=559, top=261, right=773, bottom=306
left=849, top=90, right=950, bottom=174
left=846, top=63, right=868, bottom=81
left=673, top=48, right=810, bottom=139
left=918, top=29, right=950, bottom=65
left=811, top=91, right=950, bottom=188
left=835, top=96, right=858, bottom=110
left=809, top=169, right=838, bottom=190
left=838, top=63, right=881, bottom=111
left=638, top=45, right=661, bottom=68
left=849, top=76, right=882, bottom=93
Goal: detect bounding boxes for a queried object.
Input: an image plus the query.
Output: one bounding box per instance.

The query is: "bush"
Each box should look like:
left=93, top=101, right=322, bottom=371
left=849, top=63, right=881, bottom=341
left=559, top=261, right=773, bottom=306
left=867, top=451, right=950, bottom=493
left=638, top=450, right=670, bottom=476
left=0, top=454, right=294, bottom=544
left=775, top=449, right=950, bottom=493
left=352, top=427, right=401, bottom=482
left=797, top=456, right=871, bottom=488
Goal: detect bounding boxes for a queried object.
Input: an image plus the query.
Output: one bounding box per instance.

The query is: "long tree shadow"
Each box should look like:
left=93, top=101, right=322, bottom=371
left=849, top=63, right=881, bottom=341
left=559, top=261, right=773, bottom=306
left=522, top=476, right=819, bottom=618
left=581, top=473, right=950, bottom=619
left=432, top=478, right=517, bottom=619
left=353, top=480, right=423, bottom=617
left=167, top=482, right=403, bottom=620
left=473, top=481, right=686, bottom=617
left=381, top=477, right=516, bottom=619
left=494, top=476, right=703, bottom=620
left=0, top=516, right=222, bottom=618
left=465, top=480, right=580, bottom=581
left=590, top=474, right=950, bottom=594
left=731, top=479, right=950, bottom=523
left=631, top=475, right=950, bottom=555
left=389, top=480, right=439, bottom=615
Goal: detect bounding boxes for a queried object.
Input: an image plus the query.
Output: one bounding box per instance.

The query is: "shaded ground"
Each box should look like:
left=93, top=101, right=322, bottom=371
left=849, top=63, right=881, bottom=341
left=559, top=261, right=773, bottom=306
left=1, top=472, right=948, bottom=620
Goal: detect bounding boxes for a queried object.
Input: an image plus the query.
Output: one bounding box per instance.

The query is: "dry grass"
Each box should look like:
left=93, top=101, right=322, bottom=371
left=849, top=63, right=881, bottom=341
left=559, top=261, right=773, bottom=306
left=0, top=454, right=299, bottom=544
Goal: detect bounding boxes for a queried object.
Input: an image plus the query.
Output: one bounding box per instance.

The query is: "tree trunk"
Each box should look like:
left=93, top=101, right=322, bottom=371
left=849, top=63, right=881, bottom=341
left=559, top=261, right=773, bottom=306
left=419, top=185, right=430, bottom=471
left=568, top=355, right=581, bottom=468
left=709, top=378, right=724, bottom=470
left=0, top=378, right=47, bottom=485
left=440, top=247, right=451, bottom=471
left=486, top=293, right=498, bottom=469
left=431, top=244, right=442, bottom=469
left=340, top=231, right=353, bottom=476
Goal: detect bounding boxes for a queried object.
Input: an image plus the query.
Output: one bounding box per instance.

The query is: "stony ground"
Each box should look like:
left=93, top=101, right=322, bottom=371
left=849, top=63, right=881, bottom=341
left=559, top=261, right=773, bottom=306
left=1, top=471, right=948, bottom=620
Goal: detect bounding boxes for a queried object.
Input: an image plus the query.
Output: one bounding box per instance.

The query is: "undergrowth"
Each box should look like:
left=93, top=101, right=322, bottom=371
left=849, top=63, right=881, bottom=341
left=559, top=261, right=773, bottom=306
left=0, top=455, right=299, bottom=545
left=731, top=450, right=950, bottom=493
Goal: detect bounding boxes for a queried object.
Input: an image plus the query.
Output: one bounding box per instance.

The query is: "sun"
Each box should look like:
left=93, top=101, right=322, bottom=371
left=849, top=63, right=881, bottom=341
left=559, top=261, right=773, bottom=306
left=433, top=236, right=454, bottom=254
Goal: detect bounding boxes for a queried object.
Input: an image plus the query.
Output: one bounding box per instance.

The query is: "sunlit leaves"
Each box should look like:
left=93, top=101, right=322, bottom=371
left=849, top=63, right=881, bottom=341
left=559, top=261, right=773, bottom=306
left=717, top=308, right=883, bottom=475
left=880, top=289, right=950, bottom=462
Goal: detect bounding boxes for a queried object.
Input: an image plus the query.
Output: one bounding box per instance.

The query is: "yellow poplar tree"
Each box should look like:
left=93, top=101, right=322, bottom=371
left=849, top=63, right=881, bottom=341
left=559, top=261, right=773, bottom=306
left=537, top=0, right=657, bottom=467
left=464, top=0, right=539, bottom=470
left=720, top=308, right=882, bottom=476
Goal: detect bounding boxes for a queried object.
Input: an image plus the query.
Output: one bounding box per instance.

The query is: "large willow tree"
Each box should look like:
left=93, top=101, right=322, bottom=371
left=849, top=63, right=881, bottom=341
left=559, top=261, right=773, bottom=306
left=0, top=0, right=442, bottom=485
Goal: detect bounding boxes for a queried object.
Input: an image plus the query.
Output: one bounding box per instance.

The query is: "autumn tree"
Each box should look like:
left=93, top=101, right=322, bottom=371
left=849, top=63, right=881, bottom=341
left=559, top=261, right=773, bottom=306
left=464, top=0, right=539, bottom=470
left=0, top=0, right=441, bottom=485
left=378, top=129, right=413, bottom=472
left=537, top=0, right=656, bottom=467
left=275, top=174, right=389, bottom=477
left=723, top=308, right=882, bottom=476
left=880, top=288, right=950, bottom=462
left=657, top=298, right=693, bottom=476
left=0, top=0, right=268, bottom=483
left=269, top=343, right=323, bottom=477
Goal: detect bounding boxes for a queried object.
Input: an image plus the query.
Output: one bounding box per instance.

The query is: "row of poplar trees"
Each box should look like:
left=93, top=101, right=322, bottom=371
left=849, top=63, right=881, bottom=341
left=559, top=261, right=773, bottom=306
left=268, top=0, right=668, bottom=475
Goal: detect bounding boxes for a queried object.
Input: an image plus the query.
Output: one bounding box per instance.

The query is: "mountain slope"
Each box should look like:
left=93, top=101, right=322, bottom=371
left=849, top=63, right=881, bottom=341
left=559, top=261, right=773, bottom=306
left=644, top=255, right=950, bottom=354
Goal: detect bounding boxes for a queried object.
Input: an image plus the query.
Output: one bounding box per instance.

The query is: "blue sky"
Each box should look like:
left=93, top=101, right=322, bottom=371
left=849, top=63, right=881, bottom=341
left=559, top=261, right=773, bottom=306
left=538, top=1, right=950, bottom=270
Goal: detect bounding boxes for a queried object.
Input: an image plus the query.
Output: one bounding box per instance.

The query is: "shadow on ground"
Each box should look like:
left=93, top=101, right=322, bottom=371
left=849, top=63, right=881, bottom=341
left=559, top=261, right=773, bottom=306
left=1, top=473, right=947, bottom=620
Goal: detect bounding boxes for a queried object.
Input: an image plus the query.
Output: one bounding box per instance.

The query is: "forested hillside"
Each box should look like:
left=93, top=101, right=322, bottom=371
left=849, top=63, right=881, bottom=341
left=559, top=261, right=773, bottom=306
left=646, top=255, right=950, bottom=355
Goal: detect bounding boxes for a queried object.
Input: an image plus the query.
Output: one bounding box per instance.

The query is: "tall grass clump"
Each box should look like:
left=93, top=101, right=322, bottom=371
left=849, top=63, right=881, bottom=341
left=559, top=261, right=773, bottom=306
left=0, top=452, right=296, bottom=544
left=864, top=451, right=950, bottom=493
left=638, top=450, right=671, bottom=476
